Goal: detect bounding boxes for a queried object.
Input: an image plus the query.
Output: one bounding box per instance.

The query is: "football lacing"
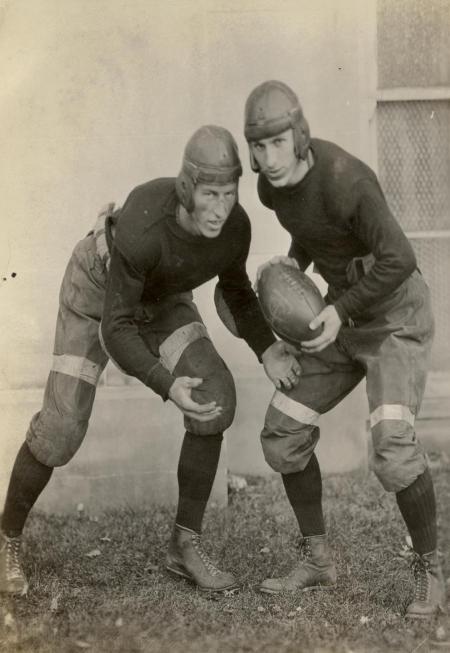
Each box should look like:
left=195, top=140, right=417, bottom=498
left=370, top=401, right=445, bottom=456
left=281, top=269, right=318, bottom=308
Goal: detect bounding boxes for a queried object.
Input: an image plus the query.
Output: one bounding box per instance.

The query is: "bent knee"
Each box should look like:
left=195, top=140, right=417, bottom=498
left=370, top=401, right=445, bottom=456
left=27, top=409, right=88, bottom=467
left=187, top=368, right=236, bottom=435
left=261, top=424, right=319, bottom=474
left=261, top=392, right=320, bottom=473
left=261, top=430, right=318, bottom=474
left=371, top=423, right=427, bottom=492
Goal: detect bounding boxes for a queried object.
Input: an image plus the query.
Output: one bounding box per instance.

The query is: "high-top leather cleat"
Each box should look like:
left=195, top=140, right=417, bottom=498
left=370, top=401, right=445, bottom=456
left=0, top=533, right=29, bottom=596
left=406, top=550, right=447, bottom=619
left=166, top=524, right=240, bottom=592
left=259, top=534, right=337, bottom=594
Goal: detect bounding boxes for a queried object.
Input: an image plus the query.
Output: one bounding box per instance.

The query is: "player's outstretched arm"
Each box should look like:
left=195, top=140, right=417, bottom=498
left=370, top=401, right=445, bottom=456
left=168, top=377, right=223, bottom=422
left=261, top=341, right=302, bottom=390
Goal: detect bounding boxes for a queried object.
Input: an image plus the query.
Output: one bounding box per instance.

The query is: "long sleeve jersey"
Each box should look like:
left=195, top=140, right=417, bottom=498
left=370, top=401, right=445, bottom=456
left=257, top=138, right=417, bottom=322
left=101, top=178, right=276, bottom=398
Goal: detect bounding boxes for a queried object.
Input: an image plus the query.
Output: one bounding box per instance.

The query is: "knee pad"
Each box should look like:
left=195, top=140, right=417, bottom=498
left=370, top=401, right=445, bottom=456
left=261, top=391, right=320, bottom=473
left=371, top=421, right=428, bottom=492
left=160, top=324, right=236, bottom=436
left=26, top=409, right=89, bottom=467
left=178, top=339, right=236, bottom=435
left=261, top=424, right=319, bottom=474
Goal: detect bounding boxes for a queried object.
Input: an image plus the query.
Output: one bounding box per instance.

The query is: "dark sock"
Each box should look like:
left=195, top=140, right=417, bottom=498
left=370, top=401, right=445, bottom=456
left=1, top=442, right=53, bottom=538
left=396, top=467, right=437, bottom=555
left=175, top=431, right=223, bottom=534
left=282, top=453, right=325, bottom=536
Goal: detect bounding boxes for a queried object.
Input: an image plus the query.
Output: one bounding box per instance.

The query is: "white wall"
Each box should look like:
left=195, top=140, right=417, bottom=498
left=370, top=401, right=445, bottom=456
left=0, top=0, right=375, bottom=511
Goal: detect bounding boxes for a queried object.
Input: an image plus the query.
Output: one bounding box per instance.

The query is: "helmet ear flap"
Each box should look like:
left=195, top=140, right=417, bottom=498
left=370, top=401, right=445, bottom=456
left=293, top=117, right=311, bottom=160
left=249, top=148, right=260, bottom=173
left=175, top=172, right=195, bottom=213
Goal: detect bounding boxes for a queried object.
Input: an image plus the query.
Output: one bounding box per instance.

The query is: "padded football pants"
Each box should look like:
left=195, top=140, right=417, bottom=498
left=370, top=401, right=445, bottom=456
left=26, top=229, right=236, bottom=467
left=261, top=270, right=434, bottom=492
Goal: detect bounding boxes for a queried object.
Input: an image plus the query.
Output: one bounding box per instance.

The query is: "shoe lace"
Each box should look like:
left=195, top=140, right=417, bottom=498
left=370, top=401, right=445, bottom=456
left=411, top=553, right=431, bottom=603
left=191, top=534, right=220, bottom=576
left=297, top=537, right=312, bottom=559
left=5, top=537, right=23, bottom=581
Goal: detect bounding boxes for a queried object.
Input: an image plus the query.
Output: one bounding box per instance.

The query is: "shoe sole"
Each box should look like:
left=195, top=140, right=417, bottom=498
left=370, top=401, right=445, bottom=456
left=166, top=564, right=240, bottom=593
left=0, top=582, right=29, bottom=597
left=259, top=583, right=337, bottom=595
left=405, top=604, right=447, bottom=620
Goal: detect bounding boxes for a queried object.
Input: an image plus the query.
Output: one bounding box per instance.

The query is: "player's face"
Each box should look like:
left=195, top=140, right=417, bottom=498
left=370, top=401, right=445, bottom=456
left=189, top=182, right=237, bottom=238
left=250, top=129, right=304, bottom=187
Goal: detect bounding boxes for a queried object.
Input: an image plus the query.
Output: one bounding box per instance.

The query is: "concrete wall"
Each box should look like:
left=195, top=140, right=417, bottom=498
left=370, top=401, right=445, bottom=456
left=0, top=0, right=375, bottom=513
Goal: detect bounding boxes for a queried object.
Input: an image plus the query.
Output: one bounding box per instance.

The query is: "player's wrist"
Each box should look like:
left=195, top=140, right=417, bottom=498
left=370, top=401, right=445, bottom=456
left=261, top=342, right=277, bottom=362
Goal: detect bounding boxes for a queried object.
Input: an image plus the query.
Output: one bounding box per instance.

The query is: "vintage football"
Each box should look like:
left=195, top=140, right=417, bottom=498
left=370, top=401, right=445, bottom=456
left=257, top=262, right=326, bottom=344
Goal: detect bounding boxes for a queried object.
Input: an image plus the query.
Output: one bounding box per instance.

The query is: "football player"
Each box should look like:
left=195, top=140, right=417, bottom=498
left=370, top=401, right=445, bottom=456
left=245, top=80, right=445, bottom=618
left=0, top=125, right=300, bottom=595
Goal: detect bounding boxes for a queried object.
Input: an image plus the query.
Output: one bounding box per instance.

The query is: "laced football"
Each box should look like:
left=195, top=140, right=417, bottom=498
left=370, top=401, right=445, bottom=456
left=257, top=262, right=325, bottom=346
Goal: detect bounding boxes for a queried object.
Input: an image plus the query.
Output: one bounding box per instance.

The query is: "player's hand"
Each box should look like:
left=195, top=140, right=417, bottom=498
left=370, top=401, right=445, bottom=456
left=168, top=377, right=223, bottom=422
left=300, top=305, right=342, bottom=353
left=261, top=341, right=302, bottom=390
left=254, top=256, right=299, bottom=292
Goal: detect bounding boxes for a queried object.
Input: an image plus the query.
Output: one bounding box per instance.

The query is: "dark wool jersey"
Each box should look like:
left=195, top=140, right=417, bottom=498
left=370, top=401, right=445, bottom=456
left=257, top=138, right=417, bottom=322
left=101, top=178, right=275, bottom=398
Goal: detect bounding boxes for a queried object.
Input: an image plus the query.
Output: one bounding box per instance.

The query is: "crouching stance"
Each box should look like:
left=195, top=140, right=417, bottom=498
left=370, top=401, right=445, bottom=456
left=244, top=80, right=446, bottom=618
left=0, top=125, right=300, bottom=595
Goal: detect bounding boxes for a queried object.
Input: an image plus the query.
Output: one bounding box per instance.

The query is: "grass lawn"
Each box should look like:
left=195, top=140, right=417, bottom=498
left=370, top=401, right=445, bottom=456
left=0, top=452, right=449, bottom=653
